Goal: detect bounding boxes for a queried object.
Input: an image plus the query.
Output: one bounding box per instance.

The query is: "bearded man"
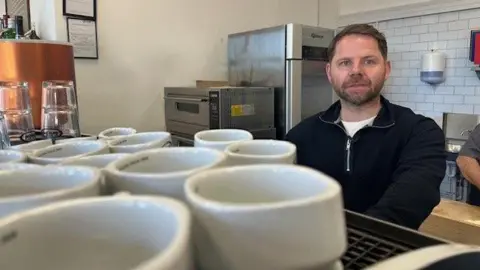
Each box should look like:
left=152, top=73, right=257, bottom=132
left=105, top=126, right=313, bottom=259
left=285, top=24, right=446, bottom=230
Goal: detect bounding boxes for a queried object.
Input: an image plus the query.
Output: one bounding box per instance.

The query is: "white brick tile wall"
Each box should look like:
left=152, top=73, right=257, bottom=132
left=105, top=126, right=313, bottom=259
left=453, top=104, right=474, bottom=114
left=411, top=25, right=429, bottom=34
left=421, top=15, right=439, bottom=25
left=448, top=20, right=468, bottom=30
left=340, top=8, right=480, bottom=126
left=439, top=12, right=459, bottom=22
left=454, top=87, right=475, bottom=95
left=429, top=23, right=448, bottom=32
left=405, top=17, right=421, bottom=26
left=459, top=9, right=480, bottom=19
left=420, top=33, right=438, bottom=42
left=435, top=104, right=453, bottom=112
left=444, top=95, right=464, bottom=104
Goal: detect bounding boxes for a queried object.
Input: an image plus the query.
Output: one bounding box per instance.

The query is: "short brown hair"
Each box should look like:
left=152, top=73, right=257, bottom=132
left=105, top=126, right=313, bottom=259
left=327, top=24, right=388, bottom=62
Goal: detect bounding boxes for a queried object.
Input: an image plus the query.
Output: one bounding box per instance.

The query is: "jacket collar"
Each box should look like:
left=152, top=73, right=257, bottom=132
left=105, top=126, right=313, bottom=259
left=319, top=95, right=395, bottom=128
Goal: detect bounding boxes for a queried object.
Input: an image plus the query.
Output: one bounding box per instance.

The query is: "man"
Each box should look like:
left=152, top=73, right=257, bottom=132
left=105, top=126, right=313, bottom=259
left=457, top=125, right=480, bottom=206
left=285, top=24, right=446, bottom=230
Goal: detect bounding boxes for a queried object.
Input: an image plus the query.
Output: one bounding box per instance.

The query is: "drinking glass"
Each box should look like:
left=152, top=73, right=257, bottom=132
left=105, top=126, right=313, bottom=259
left=41, top=80, right=80, bottom=138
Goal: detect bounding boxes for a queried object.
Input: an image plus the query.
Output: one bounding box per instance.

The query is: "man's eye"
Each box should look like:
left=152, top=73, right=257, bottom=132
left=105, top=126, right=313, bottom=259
left=339, top=61, right=350, bottom=66
left=365, top=59, right=376, bottom=65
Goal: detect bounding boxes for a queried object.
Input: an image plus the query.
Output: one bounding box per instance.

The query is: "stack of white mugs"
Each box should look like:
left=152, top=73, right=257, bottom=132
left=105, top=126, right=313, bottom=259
left=0, top=127, right=347, bottom=270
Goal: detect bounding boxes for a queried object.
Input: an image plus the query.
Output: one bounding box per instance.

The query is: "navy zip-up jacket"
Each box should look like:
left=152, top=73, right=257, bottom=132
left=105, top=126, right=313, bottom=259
left=285, top=96, right=446, bottom=229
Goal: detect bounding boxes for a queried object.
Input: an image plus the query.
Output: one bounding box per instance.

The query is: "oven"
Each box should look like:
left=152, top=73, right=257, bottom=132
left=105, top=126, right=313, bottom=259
left=164, top=86, right=277, bottom=143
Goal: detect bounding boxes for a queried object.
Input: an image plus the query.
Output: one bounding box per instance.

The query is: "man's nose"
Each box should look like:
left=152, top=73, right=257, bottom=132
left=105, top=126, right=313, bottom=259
left=350, top=61, right=365, bottom=74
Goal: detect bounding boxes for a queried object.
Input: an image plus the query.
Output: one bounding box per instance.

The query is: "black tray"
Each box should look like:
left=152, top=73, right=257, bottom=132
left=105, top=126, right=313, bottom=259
left=343, top=210, right=447, bottom=269
left=9, top=130, right=92, bottom=146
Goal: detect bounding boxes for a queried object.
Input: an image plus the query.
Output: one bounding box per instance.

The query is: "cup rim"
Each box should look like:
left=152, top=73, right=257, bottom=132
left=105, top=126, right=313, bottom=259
left=184, top=164, right=341, bottom=212
left=56, top=136, right=99, bottom=144
left=11, top=139, right=54, bottom=151
left=59, top=153, right=130, bottom=165
left=0, top=150, right=27, bottom=162
left=0, top=163, right=41, bottom=171
left=108, top=132, right=171, bottom=148
left=194, top=129, right=253, bottom=144
left=98, top=127, right=137, bottom=139
left=0, top=165, right=101, bottom=204
left=105, top=147, right=226, bottom=178
left=29, top=140, right=108, bottom=160
left=225, top=139, right=296, bottom=159
left=0, top=195, right=191, bottom=269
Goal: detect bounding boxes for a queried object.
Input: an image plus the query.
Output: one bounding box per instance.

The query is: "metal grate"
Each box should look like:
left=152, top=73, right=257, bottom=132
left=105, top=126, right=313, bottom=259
left=342, top=227, right=412, bottom=269
left=342, top=210, right=446, bottom=269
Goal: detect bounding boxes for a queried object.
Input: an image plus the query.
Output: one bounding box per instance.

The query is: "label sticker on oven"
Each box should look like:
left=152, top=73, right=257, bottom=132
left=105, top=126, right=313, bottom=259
left=231, top=104, right=255, bottom=117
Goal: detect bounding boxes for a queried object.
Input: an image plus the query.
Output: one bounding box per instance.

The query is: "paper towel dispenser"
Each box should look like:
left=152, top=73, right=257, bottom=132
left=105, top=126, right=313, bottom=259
left=420, top=50, right=446, bottom=84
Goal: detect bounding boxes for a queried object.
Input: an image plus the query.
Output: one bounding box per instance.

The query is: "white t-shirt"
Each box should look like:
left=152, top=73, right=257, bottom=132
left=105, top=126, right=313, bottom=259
left=342, top=116, right=376, bottom=137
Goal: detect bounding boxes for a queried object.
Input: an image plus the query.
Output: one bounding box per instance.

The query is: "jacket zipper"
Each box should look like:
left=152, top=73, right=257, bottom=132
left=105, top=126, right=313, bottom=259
left=345, top=137, right=352, bottom=173
left=319, top=117, right=395, bottom=174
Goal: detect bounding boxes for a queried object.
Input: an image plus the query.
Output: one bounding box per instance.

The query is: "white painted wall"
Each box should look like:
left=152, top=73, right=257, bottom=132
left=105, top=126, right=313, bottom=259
left=29, top=0, right=57, bottom=40
left=340, top=0, right=432, bottom=15
left=0, top=1, right=5, bottom=16
left=32, top=0, right=338, bottom=133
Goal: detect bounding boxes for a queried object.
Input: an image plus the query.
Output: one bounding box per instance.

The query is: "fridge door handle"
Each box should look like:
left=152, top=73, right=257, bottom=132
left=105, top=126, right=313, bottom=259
left=285, top=60, right=303, bottom=132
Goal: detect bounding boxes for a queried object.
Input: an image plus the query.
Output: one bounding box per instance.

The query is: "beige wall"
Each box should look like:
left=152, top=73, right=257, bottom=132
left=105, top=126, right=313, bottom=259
left=0, top=1, right=5, bottom=16
left=30, top=0, right=338, bottom=134
left=339, top=0, right=433, bottom=15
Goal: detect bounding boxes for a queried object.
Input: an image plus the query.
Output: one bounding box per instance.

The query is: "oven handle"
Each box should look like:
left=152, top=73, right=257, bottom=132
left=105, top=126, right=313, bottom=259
left=164, top=96, right=208, bottom=103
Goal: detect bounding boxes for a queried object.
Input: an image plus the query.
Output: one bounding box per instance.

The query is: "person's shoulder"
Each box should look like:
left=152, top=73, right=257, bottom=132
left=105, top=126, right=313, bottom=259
left=390, top=103, right=443, bottom=137
left=390, top=103, right=435, bottom=125
left=285, top=112, right=324, bottom=142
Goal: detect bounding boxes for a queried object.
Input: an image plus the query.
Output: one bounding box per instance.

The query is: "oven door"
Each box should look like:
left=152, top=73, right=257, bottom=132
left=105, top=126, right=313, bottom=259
left=172, top=135, right=194, bottom=147
left=164, top=95, right=210, bottom=126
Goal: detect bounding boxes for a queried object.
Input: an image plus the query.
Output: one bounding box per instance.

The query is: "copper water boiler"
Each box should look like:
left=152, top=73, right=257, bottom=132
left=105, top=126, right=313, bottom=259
left=0, top=40, right=76, bottom=128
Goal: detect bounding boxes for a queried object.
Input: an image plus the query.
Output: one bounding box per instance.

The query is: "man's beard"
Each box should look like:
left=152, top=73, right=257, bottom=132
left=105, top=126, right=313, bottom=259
left=333, top=75, right=384, bottom=106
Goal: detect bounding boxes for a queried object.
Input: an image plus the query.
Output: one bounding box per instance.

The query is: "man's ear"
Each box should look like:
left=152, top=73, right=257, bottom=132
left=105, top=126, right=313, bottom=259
left=326, top=63, right=332, bottom=83
left=384, top=60, right=391, bottom=82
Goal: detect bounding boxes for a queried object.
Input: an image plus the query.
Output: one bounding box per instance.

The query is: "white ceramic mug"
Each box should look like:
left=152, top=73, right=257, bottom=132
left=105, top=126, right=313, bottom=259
left=11, top=137, right=97, bottom=154
left=194, top=129, right=253, bottom=151
left=59, top=153, right=130, bottom=168
left=11, top=139, right=54, bottom=153
left=0, top=195, right=192, bottom=270
left=0, top=166, right=101, bottom=218
left=98, top=127, right=137, bottom=140
left=184, top=164, right=346, bottom=270
left=28, top=140, right=109, bottom=165
left=224, top=139, right=296, bottom=166
left=0, top=163, right=41, bottom=171
left=108, top=132, right=172, bottom=153
left=105, top=147, right=226, bottom=201
left=0, top=150, right=27, bottom=163
left=59, top=153, right=130, bottom=195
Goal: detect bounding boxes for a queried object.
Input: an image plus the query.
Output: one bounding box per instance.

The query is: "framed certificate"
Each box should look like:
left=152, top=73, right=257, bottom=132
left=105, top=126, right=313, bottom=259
left=63, top=0, right=96, bottom=20
left=67, top=17, right=98, bottom=59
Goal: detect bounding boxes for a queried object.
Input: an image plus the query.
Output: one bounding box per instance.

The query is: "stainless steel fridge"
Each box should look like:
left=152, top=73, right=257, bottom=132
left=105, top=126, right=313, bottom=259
left=228, top=23, right=335, bottom=139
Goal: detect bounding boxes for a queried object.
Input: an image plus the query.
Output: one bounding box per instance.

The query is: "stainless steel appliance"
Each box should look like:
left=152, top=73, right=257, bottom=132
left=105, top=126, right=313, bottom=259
left=228, top=23, right=335, bottom=139
left=0, top=40, right=77, bottom=129
left=441, top=113, right=479, bottom=203
left=164, top=86, right=276, bottom=146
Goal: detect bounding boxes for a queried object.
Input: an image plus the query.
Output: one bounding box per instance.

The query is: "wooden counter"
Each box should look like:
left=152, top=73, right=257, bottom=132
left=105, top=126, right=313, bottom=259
left=420, top=199, right=480, bottom=245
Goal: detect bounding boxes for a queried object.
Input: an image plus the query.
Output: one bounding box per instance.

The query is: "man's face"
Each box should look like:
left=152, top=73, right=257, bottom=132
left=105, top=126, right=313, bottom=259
left=326, top=34, right=391, bottom=107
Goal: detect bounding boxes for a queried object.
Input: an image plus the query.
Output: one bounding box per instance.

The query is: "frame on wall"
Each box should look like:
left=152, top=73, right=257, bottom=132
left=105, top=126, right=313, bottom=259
left=67, top=17, right=98, bottom=59
left=63, top=0, right=96, bottom=20
left=4, top=0, right=31, bottom=32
